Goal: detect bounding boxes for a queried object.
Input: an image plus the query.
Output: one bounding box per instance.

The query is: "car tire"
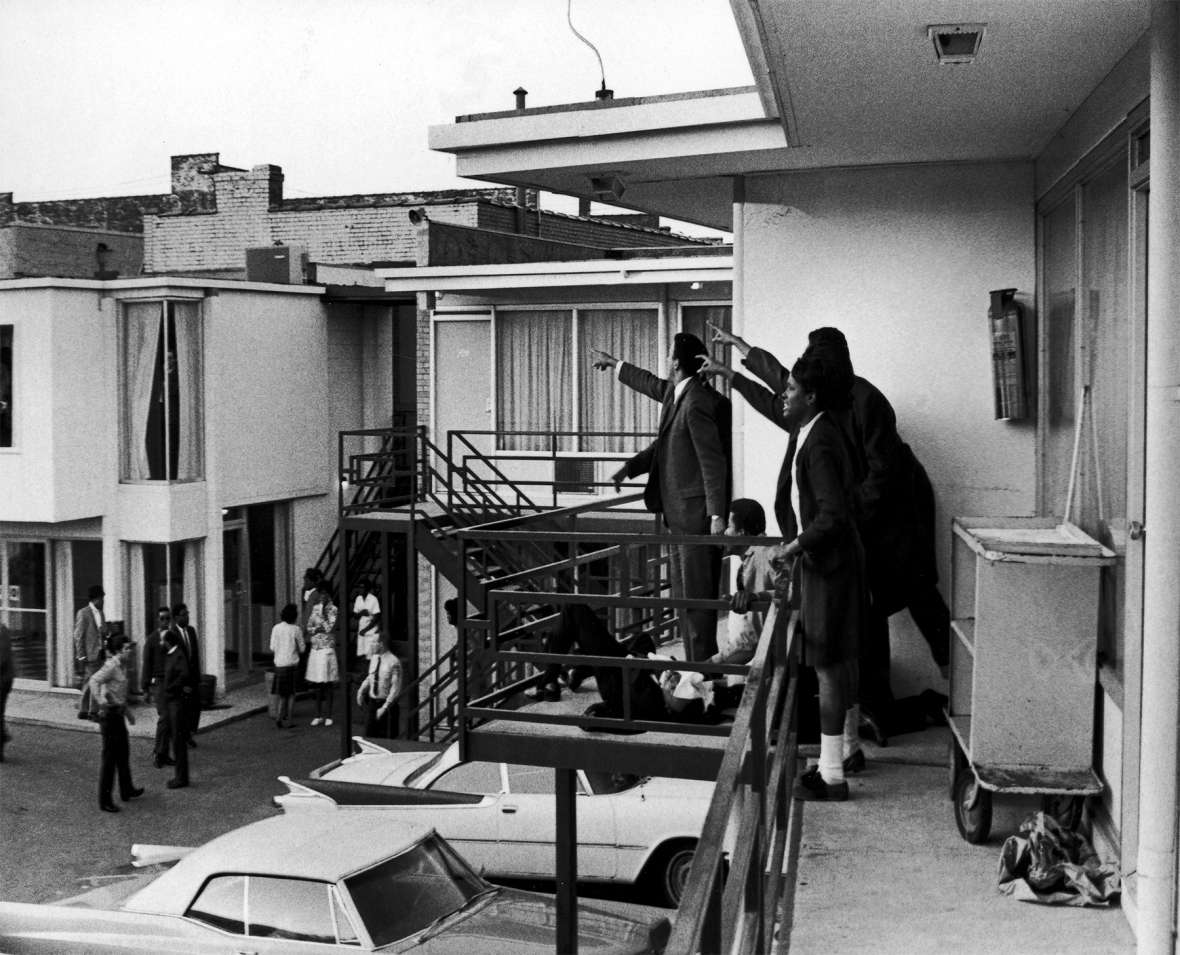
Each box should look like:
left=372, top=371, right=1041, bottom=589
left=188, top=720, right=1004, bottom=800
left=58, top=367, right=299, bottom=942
left=647, top=840, right=697, bottom=908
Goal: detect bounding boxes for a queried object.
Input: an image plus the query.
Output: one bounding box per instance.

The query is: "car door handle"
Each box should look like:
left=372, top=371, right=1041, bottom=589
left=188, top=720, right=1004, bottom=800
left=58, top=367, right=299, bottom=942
left=501, top=805, right=517, bottom=813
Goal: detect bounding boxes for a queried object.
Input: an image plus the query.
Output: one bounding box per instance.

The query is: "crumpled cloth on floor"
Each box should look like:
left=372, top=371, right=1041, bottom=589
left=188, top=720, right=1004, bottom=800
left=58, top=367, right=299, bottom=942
left=997, top=811, right=1121, bottom=907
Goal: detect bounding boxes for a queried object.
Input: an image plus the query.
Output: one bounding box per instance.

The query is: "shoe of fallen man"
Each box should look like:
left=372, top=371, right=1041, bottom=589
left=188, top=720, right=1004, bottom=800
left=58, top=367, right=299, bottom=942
left=167, top=778, right=188, bottom=789
left=794, top=765, right=849, bottom=802
left=843, top=749, right=866, bottom=774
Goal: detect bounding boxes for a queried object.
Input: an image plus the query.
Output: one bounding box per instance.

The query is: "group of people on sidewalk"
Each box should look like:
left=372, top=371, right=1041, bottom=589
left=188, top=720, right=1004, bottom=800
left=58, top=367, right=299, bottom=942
left=268, top=571, right=402, bottom=739
left=73, top=586, right=203, bottom=813
left=592, top=322, right=950, bottom=803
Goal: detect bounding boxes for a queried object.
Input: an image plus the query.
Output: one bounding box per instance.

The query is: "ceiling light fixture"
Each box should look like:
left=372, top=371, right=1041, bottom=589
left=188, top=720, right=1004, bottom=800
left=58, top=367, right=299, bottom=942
left=928, top=23, right=986, bottom=65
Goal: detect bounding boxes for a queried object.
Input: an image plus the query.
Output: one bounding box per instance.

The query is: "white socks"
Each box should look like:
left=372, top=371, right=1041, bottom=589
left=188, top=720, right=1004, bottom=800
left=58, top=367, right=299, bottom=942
left=819, top=733, right=845, bottom=784
left=843, top=704, right=862, bottom=759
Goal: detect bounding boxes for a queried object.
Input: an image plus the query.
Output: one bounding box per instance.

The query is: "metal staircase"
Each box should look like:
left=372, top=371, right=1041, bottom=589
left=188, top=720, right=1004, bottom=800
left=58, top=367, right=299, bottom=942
left=331, top=424, right=618, bottom=743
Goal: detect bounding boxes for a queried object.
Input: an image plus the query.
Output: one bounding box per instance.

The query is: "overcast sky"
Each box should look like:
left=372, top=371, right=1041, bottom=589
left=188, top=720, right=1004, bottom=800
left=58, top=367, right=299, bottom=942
left=0, top=0, right=752, bottom=214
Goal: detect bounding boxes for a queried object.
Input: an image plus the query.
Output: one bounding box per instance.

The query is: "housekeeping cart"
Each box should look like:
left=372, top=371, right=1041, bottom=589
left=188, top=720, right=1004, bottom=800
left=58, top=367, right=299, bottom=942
left=946, top=516, right=1116, bottom=843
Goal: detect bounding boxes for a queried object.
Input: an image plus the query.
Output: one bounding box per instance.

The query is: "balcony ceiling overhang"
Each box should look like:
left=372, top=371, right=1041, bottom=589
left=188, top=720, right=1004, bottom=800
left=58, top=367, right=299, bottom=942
left=430, top=0, right=1150, bottom=231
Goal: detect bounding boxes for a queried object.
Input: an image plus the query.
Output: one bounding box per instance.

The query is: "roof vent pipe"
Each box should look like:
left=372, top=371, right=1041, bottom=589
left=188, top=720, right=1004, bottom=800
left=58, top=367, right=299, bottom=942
left=514, top=87, right=527, bottom=110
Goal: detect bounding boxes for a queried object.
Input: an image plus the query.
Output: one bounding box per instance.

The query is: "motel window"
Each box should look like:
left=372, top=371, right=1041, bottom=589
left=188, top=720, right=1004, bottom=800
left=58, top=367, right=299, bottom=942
left=126, top=539, right=203, bottom=639
left=496, top=306, right=659, bottom=454
left=120, top=300, right=204, bottom=482
left=0, top=324, right=12, bottom=447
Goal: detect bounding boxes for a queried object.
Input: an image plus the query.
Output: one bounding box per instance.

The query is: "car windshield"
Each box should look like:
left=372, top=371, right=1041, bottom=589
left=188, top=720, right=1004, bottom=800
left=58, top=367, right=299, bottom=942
left=583, top=771, right=644, bottom=795
left=344, top=833, right=490, bottom=947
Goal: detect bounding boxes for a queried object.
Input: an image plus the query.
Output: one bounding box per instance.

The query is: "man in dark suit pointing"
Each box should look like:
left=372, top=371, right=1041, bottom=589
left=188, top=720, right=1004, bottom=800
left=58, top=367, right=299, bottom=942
left=593, top=332, right=731, bottom=660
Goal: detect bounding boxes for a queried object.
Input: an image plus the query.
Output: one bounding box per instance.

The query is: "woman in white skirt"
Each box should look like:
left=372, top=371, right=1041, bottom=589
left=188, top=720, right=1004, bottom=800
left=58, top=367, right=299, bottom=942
left=304, top=580, right=339, bottom=726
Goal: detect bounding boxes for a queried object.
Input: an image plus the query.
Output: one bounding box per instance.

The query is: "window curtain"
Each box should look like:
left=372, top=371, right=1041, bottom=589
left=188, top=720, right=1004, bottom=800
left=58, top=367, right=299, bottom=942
left=496, top=310, right=573, bottom=451
left=577, top=308, right=658, bottom=452
left=126, top=543, right=146, bottom=639
left=123, top=303, right=163, bottom=480
left=182, top=539, right=202, bottom=631
left=171, top=301, right=203, bottom=480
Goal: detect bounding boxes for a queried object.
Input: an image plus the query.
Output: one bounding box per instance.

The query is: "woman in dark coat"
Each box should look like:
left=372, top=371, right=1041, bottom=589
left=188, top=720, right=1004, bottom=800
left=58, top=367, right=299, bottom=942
left=774, top=353, right=866, bottom=802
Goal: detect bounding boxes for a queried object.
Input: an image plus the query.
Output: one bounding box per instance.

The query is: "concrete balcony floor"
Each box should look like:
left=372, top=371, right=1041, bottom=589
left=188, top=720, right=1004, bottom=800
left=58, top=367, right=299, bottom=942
left=792, top=725, right=1134, bottom=954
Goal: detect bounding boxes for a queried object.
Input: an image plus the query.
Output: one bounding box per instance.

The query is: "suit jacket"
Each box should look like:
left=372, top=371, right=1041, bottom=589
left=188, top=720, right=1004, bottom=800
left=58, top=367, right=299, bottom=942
left=174, top=625, right=201, bottom=687
left=142, top=628, right=170, bottom=693
left=163, top=648, right=191, bottom=702
left=738, top=347, right=925, bottom=611
left=73, top=605, right=105, bottom=666
left=617, top=363, right=731, bottom=531
left=780, top=414, right=864, bottom=659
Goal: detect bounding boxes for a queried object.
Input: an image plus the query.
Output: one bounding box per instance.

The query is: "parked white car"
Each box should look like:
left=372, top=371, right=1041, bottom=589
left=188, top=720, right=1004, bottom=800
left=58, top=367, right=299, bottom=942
left=0, top=813, right=670, bottom=954
left=275, top=739, right=722, bottom=906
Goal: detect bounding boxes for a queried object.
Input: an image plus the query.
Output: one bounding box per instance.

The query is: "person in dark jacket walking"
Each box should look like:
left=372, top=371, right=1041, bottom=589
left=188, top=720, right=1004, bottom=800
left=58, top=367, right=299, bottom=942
left=171, top=603, right=201, bottom=747
left=162, top=629, right=191, bottom=789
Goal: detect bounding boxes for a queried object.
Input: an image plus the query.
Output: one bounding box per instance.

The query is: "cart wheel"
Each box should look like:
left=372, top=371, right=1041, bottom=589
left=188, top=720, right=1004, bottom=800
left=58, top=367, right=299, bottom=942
left=1041, top=794, right=1084, bottom=831
left=953, top=767, right=993, bottom=844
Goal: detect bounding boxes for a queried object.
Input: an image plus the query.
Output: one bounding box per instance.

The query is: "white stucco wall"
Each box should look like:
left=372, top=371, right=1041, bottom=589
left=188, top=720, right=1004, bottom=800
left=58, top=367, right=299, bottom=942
left=208, top=290, right=331, bottom=506
left=739, top=161, right=1037, bottom=692
left=0, top=285, right=115, bottom=523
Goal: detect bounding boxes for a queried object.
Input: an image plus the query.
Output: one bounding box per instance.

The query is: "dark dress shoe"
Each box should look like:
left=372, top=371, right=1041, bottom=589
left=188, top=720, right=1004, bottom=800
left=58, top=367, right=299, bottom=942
left=99, top=802, right=120, bottom=813
left=843, top=749, right=866, bottom=774
left=858, top=710, right=889, bottom=747
left=794, top=766, right=849, bottom=802
left=121, top=787, right=145, bottom=800
left=166, top=778, right=188, bottom=789
left=154, top=755, right=176, bottom=768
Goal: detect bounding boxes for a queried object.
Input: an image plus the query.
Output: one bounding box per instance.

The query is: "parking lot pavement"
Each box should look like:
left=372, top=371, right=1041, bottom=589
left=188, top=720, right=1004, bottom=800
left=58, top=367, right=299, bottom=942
left=0, top=710, right=370, bottom=903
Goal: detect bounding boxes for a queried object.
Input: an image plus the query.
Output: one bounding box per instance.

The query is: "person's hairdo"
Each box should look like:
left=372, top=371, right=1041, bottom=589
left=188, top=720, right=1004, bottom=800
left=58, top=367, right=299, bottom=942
left=157, top=605, right=172, bottom=617
left=104, top=632, right=129, bottom=655
left=804, top=326, right=855, bottom=404
left=315, top=579, right=334, bottom=598
left=728, top=498, right=766, bottom=536
left=790, top=352, right=849, bottom=412
left=172, top=602, right=187, bottom=616
left=303, top=567, right=322, bottom=581
left=358, top=578, right=371, bottom=590
left=280, top=603, right=299, bottom=624
left=163, top=628, right=180, bottom=648
left=671, top=332, right=708, bottom=376
left=87, top=584, right=105, bottom=601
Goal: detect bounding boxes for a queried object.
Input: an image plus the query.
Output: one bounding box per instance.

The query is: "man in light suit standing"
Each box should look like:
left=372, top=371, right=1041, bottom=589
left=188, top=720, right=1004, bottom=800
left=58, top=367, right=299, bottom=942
left=74, top=584, right=108, bottom=720
left=594, top=332, right=731, bottom=660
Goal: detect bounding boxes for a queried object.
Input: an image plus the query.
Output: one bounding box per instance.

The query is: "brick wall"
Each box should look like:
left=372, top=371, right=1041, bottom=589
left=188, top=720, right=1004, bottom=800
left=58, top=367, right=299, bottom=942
left=477, top=203, right=705, bottom=249
left=0, top=225, right=142, bottom=279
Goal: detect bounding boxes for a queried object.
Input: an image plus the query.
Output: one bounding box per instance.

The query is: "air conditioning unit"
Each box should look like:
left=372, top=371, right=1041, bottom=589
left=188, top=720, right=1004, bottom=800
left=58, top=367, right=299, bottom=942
left=245, top=245, right=308, bottom=284
left=554, top=458, right=595, bottom=495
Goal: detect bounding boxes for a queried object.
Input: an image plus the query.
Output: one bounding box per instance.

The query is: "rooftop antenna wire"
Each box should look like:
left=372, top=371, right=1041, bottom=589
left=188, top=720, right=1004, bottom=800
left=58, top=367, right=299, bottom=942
left=567, top=0, right=610, bottom=97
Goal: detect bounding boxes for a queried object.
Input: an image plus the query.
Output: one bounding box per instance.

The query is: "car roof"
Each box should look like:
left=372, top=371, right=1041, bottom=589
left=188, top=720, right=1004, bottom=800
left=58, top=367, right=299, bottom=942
left=125, top=814, right=434, bottom=916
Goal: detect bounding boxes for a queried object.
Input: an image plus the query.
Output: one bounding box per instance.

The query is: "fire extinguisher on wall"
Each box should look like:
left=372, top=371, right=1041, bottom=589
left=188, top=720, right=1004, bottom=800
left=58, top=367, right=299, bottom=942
left=989, top=288, right=1027, bottom=420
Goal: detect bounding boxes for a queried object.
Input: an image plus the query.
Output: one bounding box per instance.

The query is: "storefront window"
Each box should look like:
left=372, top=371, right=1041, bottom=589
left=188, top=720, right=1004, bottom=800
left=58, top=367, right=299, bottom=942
left=0, top=540, right=49, bottom=681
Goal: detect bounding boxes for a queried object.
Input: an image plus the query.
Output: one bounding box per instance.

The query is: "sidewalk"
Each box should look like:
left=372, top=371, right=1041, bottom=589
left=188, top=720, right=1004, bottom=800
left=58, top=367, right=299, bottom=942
left=5, top=682, right=271, bottom=739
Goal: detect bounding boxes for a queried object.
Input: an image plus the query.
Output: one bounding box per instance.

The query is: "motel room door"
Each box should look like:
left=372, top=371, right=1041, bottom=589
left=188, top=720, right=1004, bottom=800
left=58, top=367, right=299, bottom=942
left=433, top=315, right=493, bottom=459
